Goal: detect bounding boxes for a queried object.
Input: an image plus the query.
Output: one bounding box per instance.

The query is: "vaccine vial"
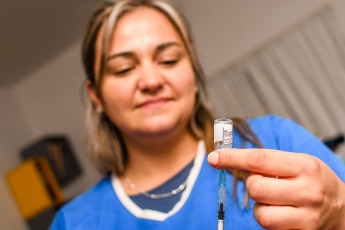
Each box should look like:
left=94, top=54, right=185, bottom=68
left=214, top=118, right=233, bottom=150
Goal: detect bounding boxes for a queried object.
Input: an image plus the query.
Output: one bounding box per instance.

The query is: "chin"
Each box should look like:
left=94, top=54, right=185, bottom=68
left=142, top=121, right=175, bottom=134
left=138, top=116, right=185, bottom=136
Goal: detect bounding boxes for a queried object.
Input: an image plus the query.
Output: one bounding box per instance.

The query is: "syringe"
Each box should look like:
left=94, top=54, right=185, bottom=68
left=214, top=118, right=233, bottom=230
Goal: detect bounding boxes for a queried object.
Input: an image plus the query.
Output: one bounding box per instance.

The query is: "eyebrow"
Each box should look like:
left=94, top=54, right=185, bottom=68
left=107, top=52, right=134, bottom=61
left=107, top=42, right=182, bottom=61
left=156, top=42, right=181, bottom=52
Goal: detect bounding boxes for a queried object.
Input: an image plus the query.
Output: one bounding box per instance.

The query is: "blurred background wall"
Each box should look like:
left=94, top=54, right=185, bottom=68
left=1, top=0, right=345, bottom=229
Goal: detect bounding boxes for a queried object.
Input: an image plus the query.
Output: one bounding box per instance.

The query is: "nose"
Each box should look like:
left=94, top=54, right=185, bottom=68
left=137, top=62, right=164, bottom=93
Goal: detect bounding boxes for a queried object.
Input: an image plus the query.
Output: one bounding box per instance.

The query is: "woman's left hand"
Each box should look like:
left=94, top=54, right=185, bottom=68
left=208, top=148, right=345, bottom=230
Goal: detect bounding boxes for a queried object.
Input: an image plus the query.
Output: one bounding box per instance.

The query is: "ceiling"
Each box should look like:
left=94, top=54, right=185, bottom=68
left=0, top=0, right=97, bottom=87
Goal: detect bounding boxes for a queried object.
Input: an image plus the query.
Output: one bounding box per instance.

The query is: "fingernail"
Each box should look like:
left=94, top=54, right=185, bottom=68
left=208, top=151, right=219, bottom=166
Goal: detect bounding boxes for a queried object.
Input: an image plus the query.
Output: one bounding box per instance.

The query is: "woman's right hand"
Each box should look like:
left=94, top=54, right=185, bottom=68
left=208, top=148, right=345, bottom=229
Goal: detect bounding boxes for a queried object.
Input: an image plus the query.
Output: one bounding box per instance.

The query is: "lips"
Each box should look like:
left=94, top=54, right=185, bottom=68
left=136, top=98, right=171, bottom=109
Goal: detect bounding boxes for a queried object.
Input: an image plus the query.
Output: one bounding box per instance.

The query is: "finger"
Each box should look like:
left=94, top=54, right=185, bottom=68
left=253, top=203, right=311, bottom=230
left=208, top=148, right=304, bottom=177
left=246, top=173, right=301, bottom=206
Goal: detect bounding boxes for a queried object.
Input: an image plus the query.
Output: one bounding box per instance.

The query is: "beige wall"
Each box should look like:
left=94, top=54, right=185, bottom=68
left=0, top=89, right=33, bottom=230
left=2, top=0, right=345, bottom=229
left=1, top=44, right=101, bottom=230
left=13, top=43, right=102, bottom=199
left=179, top=0, right=345, bottom=76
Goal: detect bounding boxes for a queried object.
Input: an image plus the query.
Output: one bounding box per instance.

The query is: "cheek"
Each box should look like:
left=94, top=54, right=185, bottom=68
left=172, top=62, right=196, bottom=100
left=100, top=78, right=134, bottom=115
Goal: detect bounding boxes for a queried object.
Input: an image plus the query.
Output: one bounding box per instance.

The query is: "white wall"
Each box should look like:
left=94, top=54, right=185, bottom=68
left=2, top=0, right=345, bottom=229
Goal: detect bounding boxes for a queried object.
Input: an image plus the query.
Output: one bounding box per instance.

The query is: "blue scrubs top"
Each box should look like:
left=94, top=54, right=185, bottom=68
left=50, top=115, right=345, bottom=229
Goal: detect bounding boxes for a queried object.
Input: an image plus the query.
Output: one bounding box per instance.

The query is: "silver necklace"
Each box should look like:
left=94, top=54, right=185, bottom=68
left=124, top=177, right=187, bottom=199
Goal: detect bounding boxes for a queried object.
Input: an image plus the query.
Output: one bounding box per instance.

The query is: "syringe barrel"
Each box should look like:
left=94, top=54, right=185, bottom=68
left=218, top=186, right=226, bottom=211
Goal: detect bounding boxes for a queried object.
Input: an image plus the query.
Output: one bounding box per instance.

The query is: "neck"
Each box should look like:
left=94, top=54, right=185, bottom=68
left=120, top=129, right=199, bottom=195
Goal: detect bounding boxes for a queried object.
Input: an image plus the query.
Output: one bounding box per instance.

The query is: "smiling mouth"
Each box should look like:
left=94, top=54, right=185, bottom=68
left=137, top=98, right=171, bottom=109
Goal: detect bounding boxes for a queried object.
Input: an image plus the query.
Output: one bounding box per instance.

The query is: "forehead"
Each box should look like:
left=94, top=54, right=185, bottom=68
left=110, top=6, right=183, bottom=51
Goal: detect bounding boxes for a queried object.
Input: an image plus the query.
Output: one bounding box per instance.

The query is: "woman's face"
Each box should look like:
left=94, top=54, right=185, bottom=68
left=90, top=7, right=196, bottom=141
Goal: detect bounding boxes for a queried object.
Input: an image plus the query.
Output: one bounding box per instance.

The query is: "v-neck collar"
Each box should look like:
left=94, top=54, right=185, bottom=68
left=111, top=140, right=206, bottom=221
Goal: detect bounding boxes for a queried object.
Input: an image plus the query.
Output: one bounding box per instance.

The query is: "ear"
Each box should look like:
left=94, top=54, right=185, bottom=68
left=86, top=80, right=104, bottom=113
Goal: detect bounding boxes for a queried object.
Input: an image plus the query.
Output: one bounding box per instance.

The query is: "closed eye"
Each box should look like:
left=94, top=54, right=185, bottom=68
left=114, top=67, right=134, bottom=75
left=159, top=60, right=178, bottom=66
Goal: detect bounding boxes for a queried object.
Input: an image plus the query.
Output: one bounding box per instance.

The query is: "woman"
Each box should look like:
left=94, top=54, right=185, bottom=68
left=50, top=0, right=345, bottom=229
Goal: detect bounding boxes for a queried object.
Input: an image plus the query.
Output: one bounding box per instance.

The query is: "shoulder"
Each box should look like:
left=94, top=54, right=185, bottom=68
left=244, top=114, right=308, bottom=150
left=247, top=114, right=312, bottom=144
left=246, top=114, right=298, bottom=130
left=62, top=176, right=112, bottom=211
left=50, top=177, right=115, bottom=229
left=245, top=114, right=345, bottom=180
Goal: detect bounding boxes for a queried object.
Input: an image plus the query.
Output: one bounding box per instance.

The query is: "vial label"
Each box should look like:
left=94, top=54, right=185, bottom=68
left=214, top=119, right=233, bottom=149
left=223, top=127, right=232, bottom=146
